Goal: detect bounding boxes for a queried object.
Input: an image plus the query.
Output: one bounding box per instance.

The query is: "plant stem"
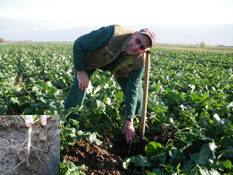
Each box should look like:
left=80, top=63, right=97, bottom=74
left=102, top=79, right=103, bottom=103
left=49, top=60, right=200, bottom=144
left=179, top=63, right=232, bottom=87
left=27, top=126, right=32, bottom=167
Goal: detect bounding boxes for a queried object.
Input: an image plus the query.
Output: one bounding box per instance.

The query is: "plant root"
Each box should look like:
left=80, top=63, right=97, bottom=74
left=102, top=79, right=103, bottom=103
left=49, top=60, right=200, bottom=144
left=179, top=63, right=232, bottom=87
left=1, top=159, right=26, bottom=174
left=26, top=126, right=32, bottom=167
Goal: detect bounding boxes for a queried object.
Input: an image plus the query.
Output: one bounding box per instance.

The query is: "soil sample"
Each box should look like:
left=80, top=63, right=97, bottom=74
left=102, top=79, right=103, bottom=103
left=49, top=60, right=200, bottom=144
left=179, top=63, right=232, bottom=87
left=0, top=115, right=60, bottom=175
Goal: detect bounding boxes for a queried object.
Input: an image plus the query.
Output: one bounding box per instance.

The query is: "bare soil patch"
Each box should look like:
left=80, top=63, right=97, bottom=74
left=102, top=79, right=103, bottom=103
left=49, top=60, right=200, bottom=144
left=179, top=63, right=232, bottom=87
left=62, top=125, right=176, bottom=175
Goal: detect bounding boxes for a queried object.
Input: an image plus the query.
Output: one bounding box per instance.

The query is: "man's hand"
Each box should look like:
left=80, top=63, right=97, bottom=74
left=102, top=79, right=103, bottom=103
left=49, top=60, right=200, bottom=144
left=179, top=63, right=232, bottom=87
left=40, top=115, right=50, bottom=126
left=77, top=71, right=89, bottom=91
left=122, top=120, right=135, bottom=144
left=25, top=115, right=34, bottom=127
left=25, top=115, right=50, bottom=127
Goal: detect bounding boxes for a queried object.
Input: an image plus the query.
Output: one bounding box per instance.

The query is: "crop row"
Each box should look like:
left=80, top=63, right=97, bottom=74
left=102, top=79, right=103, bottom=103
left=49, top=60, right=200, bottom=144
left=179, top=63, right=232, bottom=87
left=0, top=43, right=232, bottom=174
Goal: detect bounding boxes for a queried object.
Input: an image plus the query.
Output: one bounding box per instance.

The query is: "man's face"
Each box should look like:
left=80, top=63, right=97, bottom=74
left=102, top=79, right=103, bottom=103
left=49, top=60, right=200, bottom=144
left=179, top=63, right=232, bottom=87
left=127, top=32, right=151, bottom=55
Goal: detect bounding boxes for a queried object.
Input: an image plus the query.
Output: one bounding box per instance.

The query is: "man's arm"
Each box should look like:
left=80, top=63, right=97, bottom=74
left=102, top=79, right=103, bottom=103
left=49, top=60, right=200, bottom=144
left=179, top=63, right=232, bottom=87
left=73, top=25, right=114, bottom=72
left=124, top=67, right=144, bottom=119
left=73, top=25, right=114, bottom=90
left=122, top=68, right=144, bottom=143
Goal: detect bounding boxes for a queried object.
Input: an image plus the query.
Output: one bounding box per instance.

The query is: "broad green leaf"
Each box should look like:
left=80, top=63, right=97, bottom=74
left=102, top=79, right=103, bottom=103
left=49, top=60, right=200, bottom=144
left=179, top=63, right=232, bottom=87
left=96, top=100, right=106, bottom=112
left=133, top=155, right=151, bottom=167
left=70, top=119, right=79, bottom=127
left=227, top=102, right=233, bottom=109
left=122, top=158, right=131, bottom=169
left=209, top=141, right=217, bottom=152
left=46, top=81, right=53, bottom=87
left=10, top=97, right=20, bottom=105
left=89, top=133, right=102, bottom=145
left=150, top=151, right=167, bottom=165
left=191, top=144, right=211, bottom=165
left=122, top=155, right=151, bottom=169
left=222, top=159, right=232, bottom=169
left=145, top=141, right=166, bottom=158
left=199, top=167, right=211, bottom=175
left=198, top=144, right=211, bottom=165
left=213, top=113, right=225, bottom=125
left=152, top=168, right=162, bottom=174
left=208, top=169, right=220, bottom=175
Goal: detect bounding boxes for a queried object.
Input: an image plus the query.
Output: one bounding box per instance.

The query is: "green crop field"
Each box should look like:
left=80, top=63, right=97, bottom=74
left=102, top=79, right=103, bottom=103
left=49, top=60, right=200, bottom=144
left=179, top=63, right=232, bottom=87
left=0, top=43, right=233, bottom=174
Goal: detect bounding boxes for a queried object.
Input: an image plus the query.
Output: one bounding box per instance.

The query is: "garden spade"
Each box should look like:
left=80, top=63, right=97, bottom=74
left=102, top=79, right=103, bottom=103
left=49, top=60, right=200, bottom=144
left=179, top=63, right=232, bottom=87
left=140, top=50, right=151, bottom=141
left=140, top=50, right=151, bottom=175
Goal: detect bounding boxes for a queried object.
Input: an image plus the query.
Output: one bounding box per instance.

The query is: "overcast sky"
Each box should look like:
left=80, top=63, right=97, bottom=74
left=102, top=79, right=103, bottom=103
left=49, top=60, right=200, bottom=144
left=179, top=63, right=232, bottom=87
left=0, top=0, right=233, bottom=45
left=1, top=0, right=233, bottom=28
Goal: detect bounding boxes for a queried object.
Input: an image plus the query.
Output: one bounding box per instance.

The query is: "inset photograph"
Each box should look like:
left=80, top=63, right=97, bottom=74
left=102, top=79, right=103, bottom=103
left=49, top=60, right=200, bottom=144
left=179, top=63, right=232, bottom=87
left=0, top=115, right=60, bottom=175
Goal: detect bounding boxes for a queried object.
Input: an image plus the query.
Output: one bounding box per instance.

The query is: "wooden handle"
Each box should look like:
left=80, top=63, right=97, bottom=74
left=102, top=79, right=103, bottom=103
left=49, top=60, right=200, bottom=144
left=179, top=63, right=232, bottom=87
left=140, top=52, right=150, bottom=139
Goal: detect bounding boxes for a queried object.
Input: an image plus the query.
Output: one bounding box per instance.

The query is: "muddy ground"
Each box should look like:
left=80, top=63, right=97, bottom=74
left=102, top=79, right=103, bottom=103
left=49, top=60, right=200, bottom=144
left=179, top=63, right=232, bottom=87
left=0, top=115, right=60, bottom=175
left=62, top=125, right=176, bottom=175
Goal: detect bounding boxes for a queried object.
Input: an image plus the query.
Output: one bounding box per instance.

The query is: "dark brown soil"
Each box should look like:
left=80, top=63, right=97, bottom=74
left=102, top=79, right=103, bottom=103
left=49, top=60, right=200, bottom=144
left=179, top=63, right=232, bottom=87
left=63, top=137, right=128, bottom=175
left=62, top=125, right=176, bottom=175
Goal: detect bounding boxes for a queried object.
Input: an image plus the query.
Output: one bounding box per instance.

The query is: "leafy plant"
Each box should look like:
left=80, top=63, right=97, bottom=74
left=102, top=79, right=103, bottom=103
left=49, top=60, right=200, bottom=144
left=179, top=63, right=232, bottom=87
left=60, top=162, right=86, bottom=175
left=1, top=44, right=232, bottom=174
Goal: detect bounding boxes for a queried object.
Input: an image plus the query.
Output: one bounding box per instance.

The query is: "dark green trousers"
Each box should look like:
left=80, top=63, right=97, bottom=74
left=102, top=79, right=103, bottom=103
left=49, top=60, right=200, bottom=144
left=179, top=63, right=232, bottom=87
left=64, top=71, right=143, bottom=117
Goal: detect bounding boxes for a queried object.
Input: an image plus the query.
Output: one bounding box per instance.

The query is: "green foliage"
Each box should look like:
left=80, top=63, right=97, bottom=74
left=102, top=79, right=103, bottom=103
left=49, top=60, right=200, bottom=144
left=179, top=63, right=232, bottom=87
left=1, top=44, right=232, bottom=175
left=60, top=162, right=86, bottom=175
left=124, top=49, right=233, bottom=174
left=145, top=142, right=167, bottom=165
left=60, top=116, right=102, bottom=156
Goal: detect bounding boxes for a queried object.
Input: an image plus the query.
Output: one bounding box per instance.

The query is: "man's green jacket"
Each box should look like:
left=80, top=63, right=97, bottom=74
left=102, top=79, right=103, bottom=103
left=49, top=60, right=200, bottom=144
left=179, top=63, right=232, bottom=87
left=73, top=25, right=144, bottom=119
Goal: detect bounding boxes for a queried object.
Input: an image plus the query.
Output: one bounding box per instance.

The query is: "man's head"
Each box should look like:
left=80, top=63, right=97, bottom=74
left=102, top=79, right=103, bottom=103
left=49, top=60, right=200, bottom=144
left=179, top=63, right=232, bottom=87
left=127, top=28, right=155, bottom=55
